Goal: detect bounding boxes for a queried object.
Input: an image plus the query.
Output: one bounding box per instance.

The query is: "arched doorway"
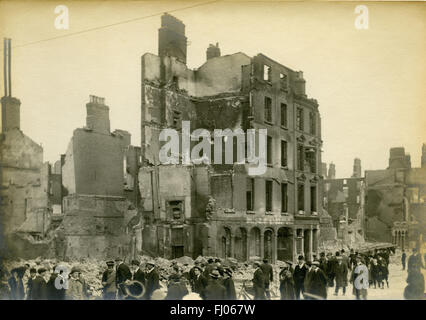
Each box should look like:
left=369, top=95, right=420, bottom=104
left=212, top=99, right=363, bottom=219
left=277, top=227, right=293, bottom=262
left=234, top=228, right=248, bottom=261
left=264, top=229, right=274, bottom=262
left=249, top=227, right=261, bottom=258
left=221, top=227, right=232, bottom=259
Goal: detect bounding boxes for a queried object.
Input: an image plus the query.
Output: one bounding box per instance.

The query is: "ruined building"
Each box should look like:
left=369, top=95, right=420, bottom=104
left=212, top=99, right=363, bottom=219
left=56, top=95, right=142, bottom=259
left=0, top=39, right=57, bottom=258
left=365, top=146, right=426, bottom=250
left=139, top=14, right=324, bottom=262
left=323, top=159, right=365, bottom=245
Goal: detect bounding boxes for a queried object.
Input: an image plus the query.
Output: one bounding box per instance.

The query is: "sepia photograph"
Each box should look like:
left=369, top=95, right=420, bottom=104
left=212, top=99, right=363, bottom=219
left=0, top=0, right=425, bottom=305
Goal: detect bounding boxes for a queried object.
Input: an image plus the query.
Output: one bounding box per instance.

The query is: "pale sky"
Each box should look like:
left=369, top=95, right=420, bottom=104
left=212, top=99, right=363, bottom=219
left=0, top=0, right=425, bottom=178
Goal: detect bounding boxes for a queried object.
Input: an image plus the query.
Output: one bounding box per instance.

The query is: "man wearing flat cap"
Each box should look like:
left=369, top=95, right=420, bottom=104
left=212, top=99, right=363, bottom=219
left=252, top=261, right=266, bottom=300
left=204, top=269, right=226, bottom=300
left=102, top=261, right=117, bottom=300
left=115, top=257, right=132, bottom=300
left=144, top=260, right=160, bottom=300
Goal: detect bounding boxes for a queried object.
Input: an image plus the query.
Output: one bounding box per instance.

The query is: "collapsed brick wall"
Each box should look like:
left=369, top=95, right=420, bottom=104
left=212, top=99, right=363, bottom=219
left=60, top=194, right=130, bottom=260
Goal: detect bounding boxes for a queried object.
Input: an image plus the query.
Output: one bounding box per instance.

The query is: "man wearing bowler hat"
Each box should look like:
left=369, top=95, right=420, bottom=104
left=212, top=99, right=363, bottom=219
left=293, top=255, right=308, bottom=300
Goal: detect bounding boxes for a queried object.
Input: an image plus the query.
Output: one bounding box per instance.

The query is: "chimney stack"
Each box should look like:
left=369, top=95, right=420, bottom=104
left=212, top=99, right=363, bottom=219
left=352, top=158, right=362, bottom=178
left=293, top=71, right=306, bottom=96
left=86, top=95, right=110, bottom=134
left=389, top=147, right=411, bottom=169
left=158, top=13, right=187, bottom=64
left=1, top=38, right=20, bottom=133
left=321, top=162, right=328, bottom=178
left=206, top=43, right=221, bottom=60
left=328, top=163, right=336, bottom=179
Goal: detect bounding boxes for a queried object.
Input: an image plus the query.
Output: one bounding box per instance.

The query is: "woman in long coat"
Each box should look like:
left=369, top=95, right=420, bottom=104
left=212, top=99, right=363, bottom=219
left=307, top=262, right=328, bottom=299
left=279, top=266, right=295, bottom=300
left=222, top=268, right=237, bottom=300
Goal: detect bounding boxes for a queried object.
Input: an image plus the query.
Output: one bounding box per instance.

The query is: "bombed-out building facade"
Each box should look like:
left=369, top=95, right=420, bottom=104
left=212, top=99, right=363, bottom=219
left=56, top=95, right=142, bottom=260
left=0, top=39, right=58, bottom=258
left=139, top=14, right=325, bottom=263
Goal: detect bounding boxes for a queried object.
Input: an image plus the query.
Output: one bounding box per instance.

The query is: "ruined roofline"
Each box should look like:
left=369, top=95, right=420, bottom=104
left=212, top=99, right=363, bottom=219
left=142, top=51, right=251, bottom=70
left=196, top=51, right=252, bottom=69
left=141, top=50, right=298, bottom=81
left=189, top=92, right=247, bottom=102
left=256, top=53, right=297, bottom=74
left=0, top=127, right=43, bottom=151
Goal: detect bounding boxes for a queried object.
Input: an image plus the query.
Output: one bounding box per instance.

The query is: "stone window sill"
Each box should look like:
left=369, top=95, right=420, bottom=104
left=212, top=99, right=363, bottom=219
left=247, top=210, right=255, bottom=215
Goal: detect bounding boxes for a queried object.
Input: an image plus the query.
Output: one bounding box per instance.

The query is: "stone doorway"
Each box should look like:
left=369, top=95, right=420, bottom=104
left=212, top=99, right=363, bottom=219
left=277, top=227, right=293, bottom=262
left=234, top=227, right=248, bottom=261
left=221, top=227, right=232, bottom=259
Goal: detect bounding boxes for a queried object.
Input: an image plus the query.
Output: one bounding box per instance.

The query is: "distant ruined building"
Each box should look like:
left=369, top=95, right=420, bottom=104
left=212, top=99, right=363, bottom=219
left=323, top=159, right=366, bottom=246
left=365, top=146, right=426, bottom=250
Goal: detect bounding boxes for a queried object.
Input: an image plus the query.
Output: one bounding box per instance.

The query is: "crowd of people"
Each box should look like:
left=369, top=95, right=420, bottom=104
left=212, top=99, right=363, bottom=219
left=0, top=247, right=424, bottom=300
left=276, top=248, right=391, bottom=300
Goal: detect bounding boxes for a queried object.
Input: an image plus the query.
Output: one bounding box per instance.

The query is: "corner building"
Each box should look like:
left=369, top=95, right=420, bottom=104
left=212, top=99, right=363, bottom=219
left=140, top=14, right=324, bottom=262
